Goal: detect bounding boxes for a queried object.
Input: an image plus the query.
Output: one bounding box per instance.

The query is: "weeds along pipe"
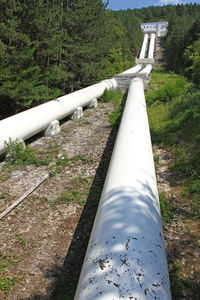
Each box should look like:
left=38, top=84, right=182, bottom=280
left=148, top=33, right=156, bottom=59
left=139, top=33, right=149, bottom=59
left=0, top=78, right=117, bottom=155
left=74, top=77, right=171, bottom=300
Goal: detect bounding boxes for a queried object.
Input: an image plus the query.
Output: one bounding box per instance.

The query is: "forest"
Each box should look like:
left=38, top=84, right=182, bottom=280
left=0, top=0, right=143, bottom=119
left=0, top=1, right=200, bottom=119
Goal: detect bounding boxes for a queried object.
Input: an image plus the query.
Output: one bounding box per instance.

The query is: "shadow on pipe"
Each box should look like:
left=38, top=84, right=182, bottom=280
left=20, top=91, right=128, bottom=300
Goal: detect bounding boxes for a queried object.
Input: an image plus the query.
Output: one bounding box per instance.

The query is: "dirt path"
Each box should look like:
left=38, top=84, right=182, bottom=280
left=0, top=102, right=116, bottom=299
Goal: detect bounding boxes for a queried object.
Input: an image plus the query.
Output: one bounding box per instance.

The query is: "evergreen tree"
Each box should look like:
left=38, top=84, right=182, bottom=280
left=63, top=0, right=110, bottom=91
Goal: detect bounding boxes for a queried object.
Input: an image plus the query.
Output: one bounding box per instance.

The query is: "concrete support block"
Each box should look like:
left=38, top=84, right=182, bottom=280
left=88, top=98, right=98, bottom=109
left=71, top=107, right=83, bottom=120
left=136, top=58, right=154, bottom=67
left=45, top=120, right=61, bottom=137
left=113, top=65, right=143, bottom=90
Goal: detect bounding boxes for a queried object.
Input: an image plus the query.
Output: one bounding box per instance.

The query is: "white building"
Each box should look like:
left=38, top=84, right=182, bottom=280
left=141, top=21, right=168, bottom=37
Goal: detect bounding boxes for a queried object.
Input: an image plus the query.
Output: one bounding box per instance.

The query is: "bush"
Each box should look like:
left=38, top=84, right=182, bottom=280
left=147, top=76, right=188, bottom=105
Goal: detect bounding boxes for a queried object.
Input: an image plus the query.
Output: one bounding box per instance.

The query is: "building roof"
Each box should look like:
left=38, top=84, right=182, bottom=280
left=141, top=21, right=168, bottom=26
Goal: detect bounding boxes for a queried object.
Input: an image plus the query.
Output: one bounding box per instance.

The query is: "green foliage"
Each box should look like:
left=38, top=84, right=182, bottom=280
left=16, top=234, right=27, bottom=248
left=169, top=262, right=186, bottom=299
left=100, top=89, right=123, bottom=105
left=0, top=275, right=17, bottom=291
left=5, top=140, right=50, bottom=167
left=148, top=69, right=200, bottom=219
left=56, top=189, right=82, bottom=206
left=108, top=107, right=123, bottom=128
left=147, top=75, right=188, bottom=105
left=159, top=193, right=174, bottom=224
left=50, top=152, right=69, bottom=176
left=53, top=176, right=93, bottom=208
left=70, top=155, right=89, bottom=163
left=0, top=0, right=143, bottom=119
left=169, top=261, right=200, bottom=299
left=0, top=192, right=8, bottom=200
left=0, top=253, right=19, bottom=292
left=184, top=39, right=200, bottom=84
left=100, top=89, right=126, bottom=129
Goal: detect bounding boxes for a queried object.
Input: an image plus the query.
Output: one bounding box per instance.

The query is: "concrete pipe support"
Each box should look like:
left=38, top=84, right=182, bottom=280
left=148, top=33, right=156, bottom=59
left=0, top=78, right=117, bottom=154
left=139, top=34, right=149, bottom=59
left=74, top=78, right=171, bottom=300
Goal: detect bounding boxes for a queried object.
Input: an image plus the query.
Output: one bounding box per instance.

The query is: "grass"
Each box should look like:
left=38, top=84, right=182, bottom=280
left=159, top=193, right=174, bottom=225
left=0, top=253, right=19, bottom=293
left=147, top=67, right=200, bottom=219
left=100, top=89, right=124, bottom=107
left=100, top=89, right=126, bottom=129
left=0, top=193, right=8, bottom=200
left=147, top=67, right=200, bottom=298
left=0, top=275, right=17, bottom=292
left=49, top=152, right=69, bottom=176
left=4, top=139, right=52, bottom=167
left=16, top=234, right=27, bottom=248
left=169, top=260, right=200, bottom=299
left=52, top=176, right=93, bottom=208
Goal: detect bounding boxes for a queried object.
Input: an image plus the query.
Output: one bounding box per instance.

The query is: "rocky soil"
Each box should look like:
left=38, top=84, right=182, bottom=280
left=154, top=145, right=200, bottom=299
left=0, top=98, right=199, bottom=300
left=0, top=102, right=116, bottom=300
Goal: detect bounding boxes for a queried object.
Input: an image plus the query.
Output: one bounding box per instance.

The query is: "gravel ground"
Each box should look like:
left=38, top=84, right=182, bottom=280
left=0, top=99, right=199, bottom=300
left=0, top=102, right=115, bottom=300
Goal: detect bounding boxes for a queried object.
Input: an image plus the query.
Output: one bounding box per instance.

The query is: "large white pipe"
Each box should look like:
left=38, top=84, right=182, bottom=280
left=0, top=78, right=117, bottom=154
left=140, top=64, right=153, bottom=76
left=148, top=33, right=156, bottom=59
left=139, top=34, right=149, bottom=59
left=74, top=78, right=171, bottom=300
left=121, top=64, right=142, bottom=74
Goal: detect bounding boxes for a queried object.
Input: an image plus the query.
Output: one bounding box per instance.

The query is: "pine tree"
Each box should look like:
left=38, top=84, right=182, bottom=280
left=63, top=0, right=110, bottom=91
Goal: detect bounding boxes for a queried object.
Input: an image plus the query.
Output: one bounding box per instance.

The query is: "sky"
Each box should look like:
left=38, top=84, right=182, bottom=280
left=107, top=0, right=200, bottom=10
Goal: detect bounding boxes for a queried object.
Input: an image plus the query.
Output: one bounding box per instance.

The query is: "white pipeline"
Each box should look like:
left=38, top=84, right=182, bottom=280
left=74, top=78, right=171, bottom=300
left=121, top=64, right=142, bottom=74
left=139, top=64, right=153, bottom=76
left=0, top=78, right=117, bottom=154
left=148, top=33, right=156, bottom=59
left=139, top=33, right=149, bottom=59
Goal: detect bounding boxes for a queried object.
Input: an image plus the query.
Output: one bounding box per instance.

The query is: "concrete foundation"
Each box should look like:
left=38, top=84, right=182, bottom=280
left=72, top=107, right=83, bottom=120
left=88, top=99, right=98, bottom=108
left=45, top=120, right=61, bottom=137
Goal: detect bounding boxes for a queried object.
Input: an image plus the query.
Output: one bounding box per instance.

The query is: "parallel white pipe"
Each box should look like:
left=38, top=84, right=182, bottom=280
left=75, top=78, right=171, bottom=300
left=139, top=33, right=149, bottom=59
left=148, top=33, right=156, bottom=59
left=0, top=79, right=117, bottom=154
left=121, top=64, right=142, bottom=74
left=140, top=64, right=153, bottom=76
